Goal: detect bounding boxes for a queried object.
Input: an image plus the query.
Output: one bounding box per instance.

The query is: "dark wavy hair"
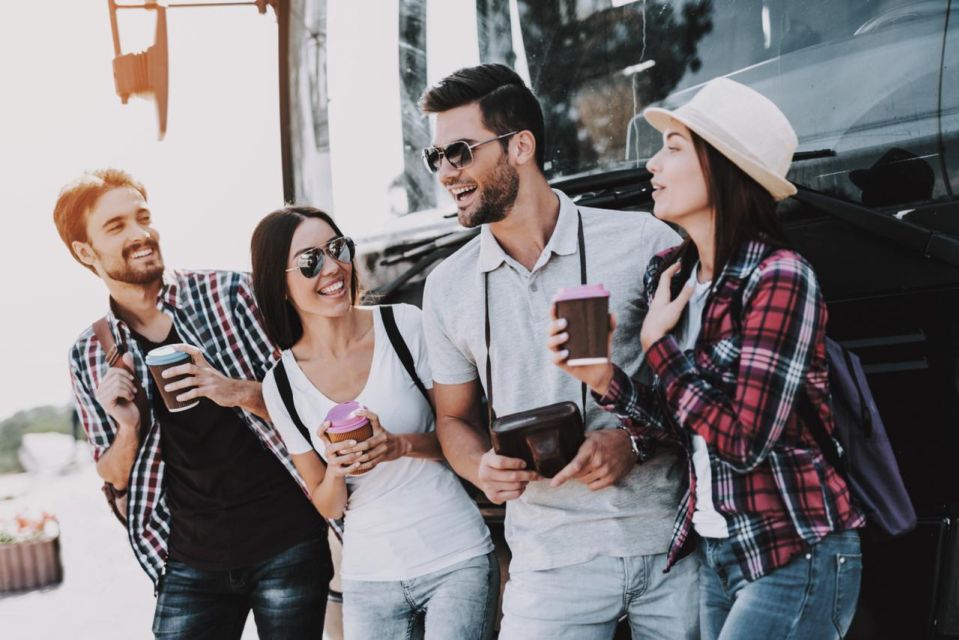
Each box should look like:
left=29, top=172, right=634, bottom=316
left=251, top=206, right=359, bottom=350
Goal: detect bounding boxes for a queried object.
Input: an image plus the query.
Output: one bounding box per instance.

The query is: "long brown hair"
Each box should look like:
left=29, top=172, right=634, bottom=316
left=666, top=131, right=789, bottom=289
left=250, top=206, right=360, bottom=350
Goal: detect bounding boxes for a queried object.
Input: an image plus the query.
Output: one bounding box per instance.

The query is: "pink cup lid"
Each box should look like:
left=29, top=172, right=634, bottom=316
left=325, top=401, right=369, bottom=433
left=552, top=283, right=610, bottom=302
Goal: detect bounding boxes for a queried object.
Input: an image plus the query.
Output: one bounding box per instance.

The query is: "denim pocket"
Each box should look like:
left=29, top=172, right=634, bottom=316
left=832, top=552, right=863, bottom=635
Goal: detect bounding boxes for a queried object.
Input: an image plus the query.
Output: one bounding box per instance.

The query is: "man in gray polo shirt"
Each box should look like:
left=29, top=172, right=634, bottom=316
left=419, top=64, right=698, bottom=639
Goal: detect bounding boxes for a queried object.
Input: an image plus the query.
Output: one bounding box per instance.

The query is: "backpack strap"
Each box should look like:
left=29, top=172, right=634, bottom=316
left=793, top=383, right=846, bottom=472
left=380, top=305, right=433, bottom=412
left=91, top=316, right=151, bottom=526
left=92, top=318, right=151, bottom=431
left=272, top=359, right=324, bottom=460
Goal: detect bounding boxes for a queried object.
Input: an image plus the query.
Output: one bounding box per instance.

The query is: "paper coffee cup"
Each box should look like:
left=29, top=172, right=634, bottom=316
left=145, top=345, right=199, bottom=413
left=324, top=401, right=374, bottom=475
left=325, top=401, right=373, bottom=443
left=553, top=284, right=611, bottom=366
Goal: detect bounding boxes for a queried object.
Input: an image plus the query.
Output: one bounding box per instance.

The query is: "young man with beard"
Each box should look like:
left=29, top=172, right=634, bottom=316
left=54, top=169, right=331, bottom=639
left=419, top=65, right=699, bottom=639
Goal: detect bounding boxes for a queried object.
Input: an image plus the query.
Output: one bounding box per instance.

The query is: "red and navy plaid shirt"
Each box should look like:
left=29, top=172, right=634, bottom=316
left=597, top=239, right=864, bottom=581
left=68, top=270, right=299, bottom=587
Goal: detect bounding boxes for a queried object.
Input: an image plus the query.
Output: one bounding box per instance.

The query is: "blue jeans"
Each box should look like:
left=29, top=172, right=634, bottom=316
left=699, top=529, right=862, bottom=640
left=152, top=537, right=332, bottom=639
left=341, top=551, right=499, bottom=640
left=499, top=552, right=700, bottom=640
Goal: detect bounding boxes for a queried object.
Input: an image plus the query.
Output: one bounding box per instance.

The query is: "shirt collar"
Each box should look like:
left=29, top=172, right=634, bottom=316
left=106, top=269, right=181, bottom=332
left=477, top=189, right=579, bottom=273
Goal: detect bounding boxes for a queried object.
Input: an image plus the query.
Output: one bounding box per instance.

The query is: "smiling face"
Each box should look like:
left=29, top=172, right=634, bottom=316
left=645, top=120, right=712, bottom=229
left=285, top=217, right=354, bottom=320
left=73, top=186, right=164, bottom=285
left=432, top=103, right=519, bottom=228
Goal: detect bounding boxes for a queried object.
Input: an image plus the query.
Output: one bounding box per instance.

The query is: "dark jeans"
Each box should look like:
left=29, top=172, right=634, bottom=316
left=152, top=537, right=333, bottom=640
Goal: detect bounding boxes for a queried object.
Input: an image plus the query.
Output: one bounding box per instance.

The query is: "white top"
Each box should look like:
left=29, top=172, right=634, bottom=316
left=422, top=189, right=685, bottom=572
left=675, top=266, right=729, bottom=538
left=262, top=304, right=493, bottom=581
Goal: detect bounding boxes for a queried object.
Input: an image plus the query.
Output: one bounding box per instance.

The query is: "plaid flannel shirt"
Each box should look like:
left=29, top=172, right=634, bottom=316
left=68, top=269, right=300, bottom=587
left=596, top=239, right=864, bottom=581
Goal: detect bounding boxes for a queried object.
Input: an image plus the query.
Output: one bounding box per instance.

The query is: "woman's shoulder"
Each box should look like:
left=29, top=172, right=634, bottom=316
left=261, top=349, right=296, bottom=390
left=372, top=303, right=423, bottom=327
left=755, top=245, right=816, bottom=281
left=745, top=243, right=822, bottom=301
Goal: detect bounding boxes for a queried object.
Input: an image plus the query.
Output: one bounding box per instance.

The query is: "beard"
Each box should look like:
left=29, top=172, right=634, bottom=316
left=99, top=240, right=165, bottom=285
left=458, top=156, right=520, bottom=228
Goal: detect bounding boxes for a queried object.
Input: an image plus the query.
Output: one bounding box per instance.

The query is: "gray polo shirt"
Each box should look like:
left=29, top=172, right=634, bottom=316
left=422, top=189, right=685, bottom=572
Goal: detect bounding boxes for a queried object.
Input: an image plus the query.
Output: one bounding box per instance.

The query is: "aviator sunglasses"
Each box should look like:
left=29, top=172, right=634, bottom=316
left=286, top=236, right=356, bottom=278
left=421, top=131, right=517, bottom=173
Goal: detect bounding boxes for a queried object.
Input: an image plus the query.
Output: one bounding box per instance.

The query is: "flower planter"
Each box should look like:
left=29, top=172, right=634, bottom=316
left=0, top=536, right=63, bottom=592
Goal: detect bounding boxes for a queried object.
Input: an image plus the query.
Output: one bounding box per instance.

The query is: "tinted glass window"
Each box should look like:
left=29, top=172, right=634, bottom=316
left=621, top=0, right=950, bottom=208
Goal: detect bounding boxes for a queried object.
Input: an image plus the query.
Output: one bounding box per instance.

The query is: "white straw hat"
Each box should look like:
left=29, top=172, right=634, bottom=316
left=644, top=78, right=798, bottom=201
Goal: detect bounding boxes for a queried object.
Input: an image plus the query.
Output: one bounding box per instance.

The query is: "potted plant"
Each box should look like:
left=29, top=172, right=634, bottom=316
left=0, top=510, right=63, bottom=592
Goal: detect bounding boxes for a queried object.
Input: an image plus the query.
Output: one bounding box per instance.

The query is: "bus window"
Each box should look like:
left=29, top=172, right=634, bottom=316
left=626, top=0, right=951, bottom=210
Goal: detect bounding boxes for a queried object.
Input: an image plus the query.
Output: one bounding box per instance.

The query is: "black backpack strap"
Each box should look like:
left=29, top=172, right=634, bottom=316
left=272, top=359, right=320, bottom=455
left=380, top=305, right=433, bottom=412
left=794, top=389, right=846, bottom=472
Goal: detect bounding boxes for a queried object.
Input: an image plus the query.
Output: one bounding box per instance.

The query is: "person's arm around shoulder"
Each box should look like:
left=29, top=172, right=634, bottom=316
left=158, top=273, right=274, bottom=421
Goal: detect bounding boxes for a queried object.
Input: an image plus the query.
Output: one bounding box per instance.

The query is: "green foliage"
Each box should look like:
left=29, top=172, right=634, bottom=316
left=0, top=405, right=80, bottom=474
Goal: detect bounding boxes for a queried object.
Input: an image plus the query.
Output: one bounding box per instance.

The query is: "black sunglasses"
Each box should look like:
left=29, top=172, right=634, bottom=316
left=286, top=236, right=355, bottom=278
left=421, top=131, right=517, bottom=173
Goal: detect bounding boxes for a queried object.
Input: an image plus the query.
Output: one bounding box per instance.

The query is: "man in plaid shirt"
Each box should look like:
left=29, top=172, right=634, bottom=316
left=54, top=169, right=331, bottom=639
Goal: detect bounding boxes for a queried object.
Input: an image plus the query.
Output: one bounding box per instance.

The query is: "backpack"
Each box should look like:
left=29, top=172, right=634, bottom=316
left=794, top=337, right=917, bottom=537
left=730, top=250, right=917, bottom=538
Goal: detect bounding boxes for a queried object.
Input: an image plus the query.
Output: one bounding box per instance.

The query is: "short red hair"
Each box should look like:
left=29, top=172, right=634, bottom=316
left=53, top=168, right=148, bottom=274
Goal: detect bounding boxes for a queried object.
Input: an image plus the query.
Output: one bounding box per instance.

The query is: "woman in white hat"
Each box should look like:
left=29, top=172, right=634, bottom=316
left=548, top=78, right=865, bottom=638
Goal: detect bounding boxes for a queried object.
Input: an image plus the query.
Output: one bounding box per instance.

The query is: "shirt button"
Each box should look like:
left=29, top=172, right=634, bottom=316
left=805, top=553, right=812, bottom=560
left=530, top=283, right=538, bottom=292
left=839, top=557, right=846, bottom=564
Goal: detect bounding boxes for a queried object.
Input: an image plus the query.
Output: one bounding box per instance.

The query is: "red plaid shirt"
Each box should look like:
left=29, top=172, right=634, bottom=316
left=68, top=270, right=297, bottom=587
left=597, top=239, right=864, bottom=581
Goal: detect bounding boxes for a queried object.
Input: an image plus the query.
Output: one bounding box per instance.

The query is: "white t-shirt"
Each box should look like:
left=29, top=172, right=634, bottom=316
left=675, top=267, right=730, bottom=539
left=262, top=304, right=493, bottom=581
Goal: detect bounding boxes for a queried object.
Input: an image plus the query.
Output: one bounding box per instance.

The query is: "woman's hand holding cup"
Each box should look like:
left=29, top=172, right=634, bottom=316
left=353, top=410, right=406, bottom=469
left=317, top=420, right=364, bottom=478
left=548, top=304, right=616, bottom=397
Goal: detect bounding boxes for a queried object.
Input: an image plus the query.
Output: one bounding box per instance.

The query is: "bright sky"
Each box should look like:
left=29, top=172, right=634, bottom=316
left=0, top=2, right=283, bottom=421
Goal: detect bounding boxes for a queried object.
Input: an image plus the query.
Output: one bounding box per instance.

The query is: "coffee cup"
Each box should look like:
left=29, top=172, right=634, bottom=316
left=553, top=284, right=611, bottom=366
left=324, top=401, right=374, bottom=444
left=145, top=345, right=199, bottom=413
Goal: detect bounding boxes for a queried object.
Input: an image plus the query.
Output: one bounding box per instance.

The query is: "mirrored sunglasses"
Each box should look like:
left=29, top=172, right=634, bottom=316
left=286, top=236, right=355, bottom=278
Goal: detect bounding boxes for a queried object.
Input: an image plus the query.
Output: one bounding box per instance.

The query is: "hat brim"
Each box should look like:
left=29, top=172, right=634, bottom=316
left=644, top=107, right=798, bottom=201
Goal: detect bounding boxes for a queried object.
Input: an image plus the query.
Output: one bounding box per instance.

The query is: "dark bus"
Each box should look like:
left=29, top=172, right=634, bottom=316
left=276, top=1, right=959, bottom=637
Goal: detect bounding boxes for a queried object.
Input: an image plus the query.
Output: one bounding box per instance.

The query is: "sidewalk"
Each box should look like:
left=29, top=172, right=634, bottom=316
left=0, top=455, right=259, bottom=639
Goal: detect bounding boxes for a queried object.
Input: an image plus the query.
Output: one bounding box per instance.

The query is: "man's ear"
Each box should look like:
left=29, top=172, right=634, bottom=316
left=72, top=240, right=97, bottom=268
left=511, top=130, right=537, bottom=168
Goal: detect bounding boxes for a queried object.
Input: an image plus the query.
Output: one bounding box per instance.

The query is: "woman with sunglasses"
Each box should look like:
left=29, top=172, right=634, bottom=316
left=251, top=207, right=497, bottom=640
left=547, top=79, right=865, bottom=639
